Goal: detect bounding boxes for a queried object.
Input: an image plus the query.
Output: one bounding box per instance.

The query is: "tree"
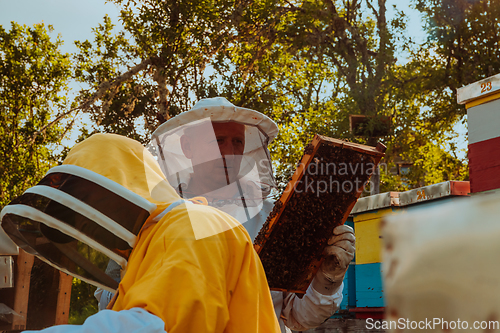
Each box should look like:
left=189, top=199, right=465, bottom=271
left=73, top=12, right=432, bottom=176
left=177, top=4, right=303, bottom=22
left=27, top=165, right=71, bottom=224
left=405, top=0, right=500, bottom=132
left=213, top=0, right=468, bottom=190
left=72, top=0, right=276, bottom=143
left=247, top=0, right=403, bottom=189
left=71, top=0, right=469, bottom=193
left=378, top=0, right=500, bottom=187
left=415, top=0, right=500, bottom=88
left=0, top=22, right=73, bottom=208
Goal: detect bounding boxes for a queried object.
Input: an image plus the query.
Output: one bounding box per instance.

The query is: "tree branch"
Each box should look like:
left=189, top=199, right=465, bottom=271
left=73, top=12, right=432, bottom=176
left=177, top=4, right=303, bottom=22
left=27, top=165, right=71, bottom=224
left=30, top=58, right=152, bottom=144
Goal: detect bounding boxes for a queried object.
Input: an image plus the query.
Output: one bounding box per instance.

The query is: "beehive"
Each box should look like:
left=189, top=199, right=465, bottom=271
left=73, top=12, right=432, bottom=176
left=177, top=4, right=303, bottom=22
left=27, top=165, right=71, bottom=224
left=457, top=73, right=500, bottom=193
left=254, top=134, right=386, bottom=293
left=348, top=181, right=469, bottom=319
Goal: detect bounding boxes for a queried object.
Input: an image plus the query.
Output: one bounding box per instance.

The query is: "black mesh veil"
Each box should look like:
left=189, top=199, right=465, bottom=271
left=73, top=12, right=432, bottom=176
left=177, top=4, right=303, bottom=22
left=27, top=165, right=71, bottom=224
left=0, top=165, right=156, bottom=291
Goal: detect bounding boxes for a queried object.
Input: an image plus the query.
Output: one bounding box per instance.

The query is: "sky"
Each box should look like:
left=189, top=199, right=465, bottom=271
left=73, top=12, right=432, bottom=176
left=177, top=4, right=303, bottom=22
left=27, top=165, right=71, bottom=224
left=0, top=0, right=123, bottom=146
left=0, top=0, right=467, bottom=158
left=0, top=0, right=122, bottom=54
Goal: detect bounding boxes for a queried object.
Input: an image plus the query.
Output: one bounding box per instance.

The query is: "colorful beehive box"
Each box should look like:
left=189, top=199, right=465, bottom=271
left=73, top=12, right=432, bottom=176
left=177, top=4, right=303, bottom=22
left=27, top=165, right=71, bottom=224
left=457, top=73, right=500, bottom=193
left=346, top=181, right=470, bottom=319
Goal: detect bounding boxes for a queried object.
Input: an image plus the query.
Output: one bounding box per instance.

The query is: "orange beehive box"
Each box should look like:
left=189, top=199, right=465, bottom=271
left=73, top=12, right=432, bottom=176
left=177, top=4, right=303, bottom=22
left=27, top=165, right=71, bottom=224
left=254, top=134, right=386, bottom=293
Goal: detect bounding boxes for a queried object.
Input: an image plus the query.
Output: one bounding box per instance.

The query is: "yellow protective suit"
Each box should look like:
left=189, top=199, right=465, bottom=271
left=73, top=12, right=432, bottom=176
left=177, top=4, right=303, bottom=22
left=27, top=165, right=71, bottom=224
left=63, top=133, right=280, bottom=333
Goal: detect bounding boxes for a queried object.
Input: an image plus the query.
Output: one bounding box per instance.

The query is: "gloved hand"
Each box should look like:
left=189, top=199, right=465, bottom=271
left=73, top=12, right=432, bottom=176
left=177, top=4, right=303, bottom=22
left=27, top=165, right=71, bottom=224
left=312, top=224, right=355, bottom=295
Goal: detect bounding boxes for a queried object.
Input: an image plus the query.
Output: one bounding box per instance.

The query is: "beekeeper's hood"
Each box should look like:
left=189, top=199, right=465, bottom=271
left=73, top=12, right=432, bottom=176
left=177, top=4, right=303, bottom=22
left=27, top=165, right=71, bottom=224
left=0, top=133, right=181, bottom=292
left=149, top=97, right=278, bottom=223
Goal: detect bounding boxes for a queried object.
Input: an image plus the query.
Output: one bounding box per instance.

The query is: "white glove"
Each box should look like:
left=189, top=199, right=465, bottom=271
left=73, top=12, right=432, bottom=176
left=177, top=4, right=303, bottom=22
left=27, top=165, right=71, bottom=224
left=312, top=224, right=355, bottom=295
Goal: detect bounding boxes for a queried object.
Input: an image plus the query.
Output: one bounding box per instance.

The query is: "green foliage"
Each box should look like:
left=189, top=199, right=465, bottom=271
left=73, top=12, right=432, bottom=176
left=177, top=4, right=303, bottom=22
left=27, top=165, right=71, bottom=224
left=415, top=0, right=500, bottom=81
left=67, top=0, right=474, bottom=190
left=413, top=0, right=500, bottom=103
left=218, top=0, right=467, bottom=190
left=73, top=16, right=153, bottom=143
left=0, top=22, right=72, bottom=208
left=68, top=278, right=98, bottom=325
left=72, top=0, right=264, bottom=143
left=273, top=0, right=473, bottom=189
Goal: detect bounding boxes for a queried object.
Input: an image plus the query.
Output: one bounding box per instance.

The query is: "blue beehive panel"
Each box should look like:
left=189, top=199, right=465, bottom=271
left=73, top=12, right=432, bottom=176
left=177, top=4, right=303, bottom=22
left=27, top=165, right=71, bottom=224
left=339, top=271, right=348, bottom=310
left=348, top=264, right=356, bottom=308
left=339, top=264, right=356, bottom=310
left=355, top=263, right=384, bottom=308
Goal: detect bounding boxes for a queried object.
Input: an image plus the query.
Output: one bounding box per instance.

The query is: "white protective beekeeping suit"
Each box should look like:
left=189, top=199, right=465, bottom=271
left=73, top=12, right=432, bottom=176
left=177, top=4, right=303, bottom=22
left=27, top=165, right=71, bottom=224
left=149, top=97, right=346, bottom=332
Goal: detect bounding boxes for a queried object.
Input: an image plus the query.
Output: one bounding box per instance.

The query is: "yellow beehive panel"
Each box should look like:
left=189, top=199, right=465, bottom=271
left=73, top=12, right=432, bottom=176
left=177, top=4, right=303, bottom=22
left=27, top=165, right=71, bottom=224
left=354, top=208, right=393, bottom=265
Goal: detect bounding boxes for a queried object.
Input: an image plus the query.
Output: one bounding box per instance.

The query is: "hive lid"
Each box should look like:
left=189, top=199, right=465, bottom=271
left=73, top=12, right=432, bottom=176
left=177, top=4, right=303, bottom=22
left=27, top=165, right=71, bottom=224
left=457, top=73, right=500, bottom=105
left=350, top=191, right=399, bottom=214
left=398, top=181, right=470, bottom=207
left=349, top=181, right=470, bottom=215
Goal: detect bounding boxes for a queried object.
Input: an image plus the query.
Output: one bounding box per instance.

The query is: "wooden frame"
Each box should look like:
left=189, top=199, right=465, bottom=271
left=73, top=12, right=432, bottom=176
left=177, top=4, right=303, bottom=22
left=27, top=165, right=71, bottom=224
left=254, top=134, right=386, bottom=293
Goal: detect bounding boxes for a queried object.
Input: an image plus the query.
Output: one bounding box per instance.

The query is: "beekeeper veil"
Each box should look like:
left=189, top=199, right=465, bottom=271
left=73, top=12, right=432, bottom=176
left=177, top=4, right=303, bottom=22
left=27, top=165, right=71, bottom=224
left=0, top=133, right=181, bottom=292
left=149, top=97, right=278, bottom=224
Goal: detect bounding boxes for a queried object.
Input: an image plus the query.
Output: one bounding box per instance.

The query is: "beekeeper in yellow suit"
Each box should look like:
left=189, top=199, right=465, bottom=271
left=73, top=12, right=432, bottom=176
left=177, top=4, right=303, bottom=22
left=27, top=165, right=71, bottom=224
left=17, top=133, right=280, bottom=333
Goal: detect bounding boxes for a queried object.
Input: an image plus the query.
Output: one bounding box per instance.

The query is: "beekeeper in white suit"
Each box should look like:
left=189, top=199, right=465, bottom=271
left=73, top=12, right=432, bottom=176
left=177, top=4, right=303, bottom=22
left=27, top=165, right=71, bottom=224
left=148, top=97, right=356, bottom=332
left=98, top=97, right=355, bottom=332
